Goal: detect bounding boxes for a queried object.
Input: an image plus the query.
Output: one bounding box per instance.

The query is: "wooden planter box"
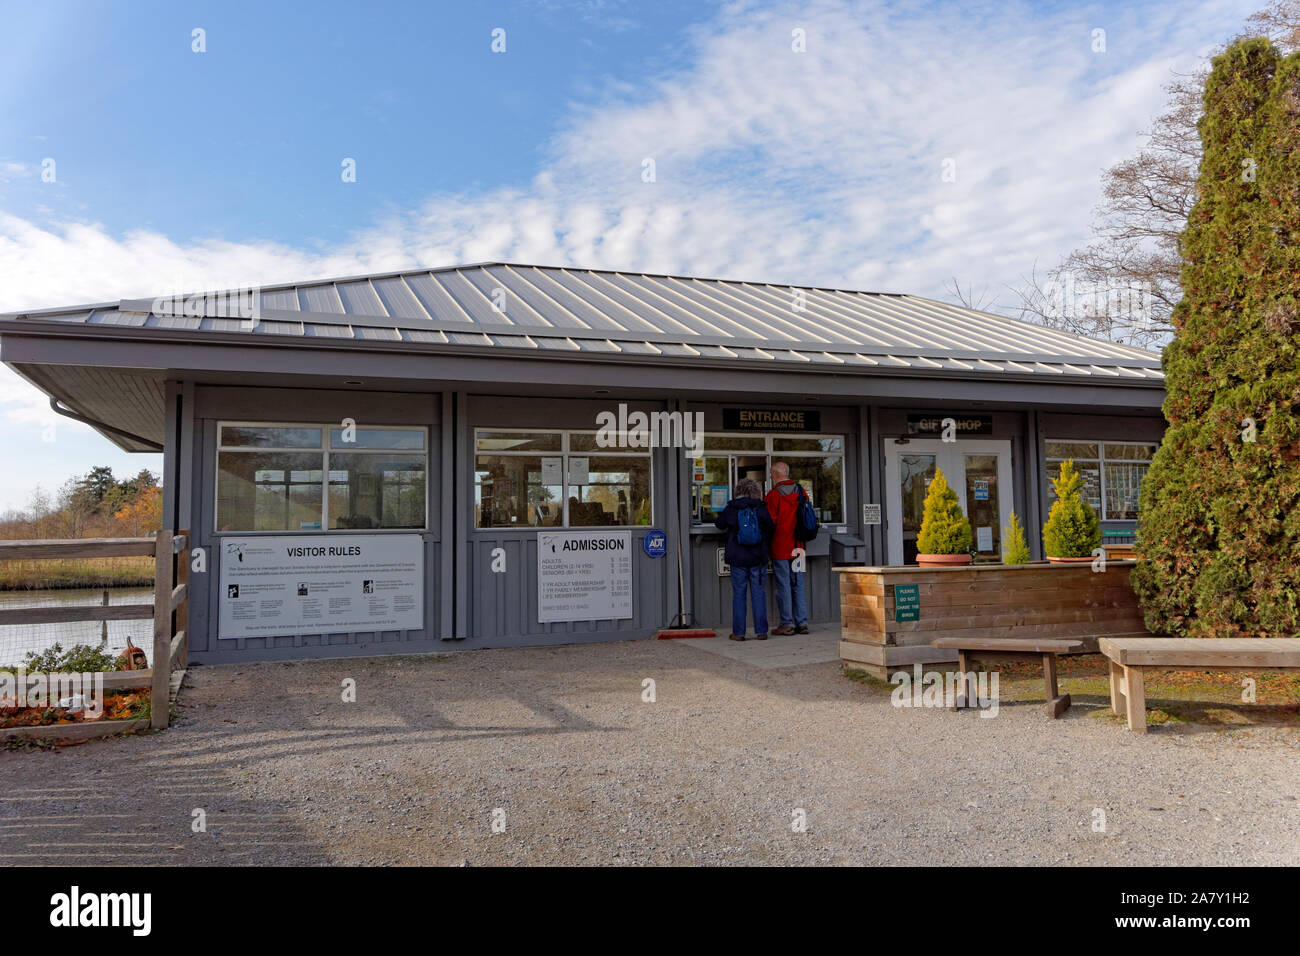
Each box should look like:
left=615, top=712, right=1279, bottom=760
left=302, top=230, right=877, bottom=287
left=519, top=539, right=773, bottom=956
left=836, top=561, right=1149, bottom=679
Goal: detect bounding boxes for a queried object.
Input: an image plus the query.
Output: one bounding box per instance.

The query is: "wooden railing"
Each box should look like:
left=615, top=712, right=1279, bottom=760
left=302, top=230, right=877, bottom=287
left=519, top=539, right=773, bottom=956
left=0, top=530, right=189, bottom=734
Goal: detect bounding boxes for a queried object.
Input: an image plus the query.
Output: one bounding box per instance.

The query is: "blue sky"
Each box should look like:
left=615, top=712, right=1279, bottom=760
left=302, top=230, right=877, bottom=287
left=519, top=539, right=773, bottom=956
left=0, top=0, right=1259, bottom=512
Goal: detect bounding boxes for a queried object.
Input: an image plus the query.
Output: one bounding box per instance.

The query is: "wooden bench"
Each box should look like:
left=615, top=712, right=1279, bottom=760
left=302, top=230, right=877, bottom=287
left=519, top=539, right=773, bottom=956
left=1099, top=637, right=1300, bottom=733
left=931, top=637, right=1084, bottom=718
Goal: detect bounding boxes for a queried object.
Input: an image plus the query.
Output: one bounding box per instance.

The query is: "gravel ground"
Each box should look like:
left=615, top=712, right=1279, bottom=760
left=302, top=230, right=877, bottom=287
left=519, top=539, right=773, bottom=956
left=2, top=639, right=1298, bottom=866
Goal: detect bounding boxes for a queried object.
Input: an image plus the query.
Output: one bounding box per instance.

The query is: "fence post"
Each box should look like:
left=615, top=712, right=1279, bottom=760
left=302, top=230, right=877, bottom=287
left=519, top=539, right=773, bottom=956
left=175, top=531, right=189, bottom=669
left=151, top=533, right=173, bottom=730
left=101, top=589, right=109, bottom=643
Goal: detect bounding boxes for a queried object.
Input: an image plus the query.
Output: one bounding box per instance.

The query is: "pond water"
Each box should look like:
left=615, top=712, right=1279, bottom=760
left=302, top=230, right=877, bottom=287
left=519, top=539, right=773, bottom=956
left=0, top=587, right=154, bottom=667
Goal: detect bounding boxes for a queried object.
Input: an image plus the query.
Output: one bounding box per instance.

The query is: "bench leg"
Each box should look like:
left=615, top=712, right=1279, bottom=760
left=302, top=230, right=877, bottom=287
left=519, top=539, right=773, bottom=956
left=1108, top=659, right=1125, bottom=714
left=953, top=650, right=970, bottom=710
left=1123, top=664, right=1147, bottom=733
left=1043, top=653, right=1070, bottom=718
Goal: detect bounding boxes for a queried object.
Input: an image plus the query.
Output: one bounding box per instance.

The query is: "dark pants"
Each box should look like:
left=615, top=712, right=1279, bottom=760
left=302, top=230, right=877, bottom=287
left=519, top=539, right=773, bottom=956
left=730, top=565, right=768, bottom=636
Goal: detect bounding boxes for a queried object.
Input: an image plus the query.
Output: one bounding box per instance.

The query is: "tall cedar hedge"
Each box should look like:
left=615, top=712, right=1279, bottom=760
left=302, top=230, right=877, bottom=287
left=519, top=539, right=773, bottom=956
left=1132, top=39, right=1300, bottom=637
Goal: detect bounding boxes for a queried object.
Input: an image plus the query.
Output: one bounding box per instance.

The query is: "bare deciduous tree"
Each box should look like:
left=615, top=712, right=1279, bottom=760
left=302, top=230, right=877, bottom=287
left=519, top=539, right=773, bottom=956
left=1005, top=1, right=1300, bottom=350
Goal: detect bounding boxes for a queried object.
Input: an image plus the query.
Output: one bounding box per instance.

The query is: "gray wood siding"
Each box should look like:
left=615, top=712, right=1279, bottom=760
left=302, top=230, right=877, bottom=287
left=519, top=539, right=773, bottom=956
left=186, top=387, right=443, bottom=664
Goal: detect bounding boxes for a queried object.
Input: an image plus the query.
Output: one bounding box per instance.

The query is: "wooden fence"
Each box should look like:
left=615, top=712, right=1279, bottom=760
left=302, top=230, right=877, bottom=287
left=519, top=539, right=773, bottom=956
left=0, top=531, right=189, bottom=741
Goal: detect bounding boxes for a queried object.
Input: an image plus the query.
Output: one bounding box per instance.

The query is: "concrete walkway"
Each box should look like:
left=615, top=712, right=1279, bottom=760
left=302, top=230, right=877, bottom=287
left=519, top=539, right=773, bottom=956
left=675, top=623, right=842, bottom=669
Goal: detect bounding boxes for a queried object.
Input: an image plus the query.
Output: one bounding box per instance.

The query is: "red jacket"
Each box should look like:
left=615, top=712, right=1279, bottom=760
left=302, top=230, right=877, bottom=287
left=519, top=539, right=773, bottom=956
left=765, top=480, right=802, bottom=560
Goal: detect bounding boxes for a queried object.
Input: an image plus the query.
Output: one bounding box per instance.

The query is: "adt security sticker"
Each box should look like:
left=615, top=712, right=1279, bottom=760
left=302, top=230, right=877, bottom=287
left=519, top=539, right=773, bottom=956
left=643, top=529, right=667, bottom=558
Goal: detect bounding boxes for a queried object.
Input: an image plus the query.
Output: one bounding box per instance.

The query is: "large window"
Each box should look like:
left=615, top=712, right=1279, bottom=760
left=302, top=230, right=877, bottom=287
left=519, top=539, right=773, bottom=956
left=1045, top=441, right=1156, bottom=521
left=217, top=423, right=427, bottom=532
left=692, top=434, right=846, bottom=525
left=474, top=429, right=652, bottom=528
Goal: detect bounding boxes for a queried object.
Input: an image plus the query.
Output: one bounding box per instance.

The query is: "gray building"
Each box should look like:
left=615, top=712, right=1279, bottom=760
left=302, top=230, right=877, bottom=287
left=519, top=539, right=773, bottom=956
left=1, top=263, right=1166, bottom=664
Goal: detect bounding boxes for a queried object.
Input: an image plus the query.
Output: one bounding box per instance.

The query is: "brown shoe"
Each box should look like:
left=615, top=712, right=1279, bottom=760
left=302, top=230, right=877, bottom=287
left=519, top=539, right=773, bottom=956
left=772, top=625, right=796, bottom=636
left=754, top=633, right=768, bottom=640
left=794, top=624, right=810, bottom=634
left=728, top=633, right=745, bottom=641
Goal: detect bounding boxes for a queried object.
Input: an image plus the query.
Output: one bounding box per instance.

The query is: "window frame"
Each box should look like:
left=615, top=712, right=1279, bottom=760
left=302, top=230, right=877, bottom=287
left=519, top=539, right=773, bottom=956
left=215, top=421, right=430, bottom=535
left=473, top=427, right=654, bottom=530
left=1044, top=439, right=1157, bottom=522
left=691, top=433, right=848, bottom=527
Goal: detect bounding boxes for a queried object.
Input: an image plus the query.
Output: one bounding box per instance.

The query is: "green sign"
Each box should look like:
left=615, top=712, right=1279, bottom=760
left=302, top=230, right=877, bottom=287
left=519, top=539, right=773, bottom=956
left=894, top=583, right=920, bottom=622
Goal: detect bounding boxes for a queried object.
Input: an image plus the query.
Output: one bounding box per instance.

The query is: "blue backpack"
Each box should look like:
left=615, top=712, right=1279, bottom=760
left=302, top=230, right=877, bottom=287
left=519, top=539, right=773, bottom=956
left=736, top=505, right=762, bottom=546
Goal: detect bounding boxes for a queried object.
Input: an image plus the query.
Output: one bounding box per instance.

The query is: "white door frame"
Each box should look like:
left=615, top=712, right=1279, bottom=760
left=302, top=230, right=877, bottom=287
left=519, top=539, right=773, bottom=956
left=883, top=438, right=1014, bottom=565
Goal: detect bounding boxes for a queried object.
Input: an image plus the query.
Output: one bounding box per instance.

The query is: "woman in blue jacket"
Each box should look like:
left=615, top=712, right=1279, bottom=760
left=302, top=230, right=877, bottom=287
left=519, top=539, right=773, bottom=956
left=713, top=477, right=776, bottom=641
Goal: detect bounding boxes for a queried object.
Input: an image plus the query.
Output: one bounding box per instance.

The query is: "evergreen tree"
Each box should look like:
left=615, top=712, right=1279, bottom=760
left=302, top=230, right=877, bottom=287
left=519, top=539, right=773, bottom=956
left=1132, top=39, right=1300, bottom=637
left=1002, top=511, right=1033, bottom=564
left=916, top=468, right=972, bottom=555
left=1042, top=460, right=1101, bottom=558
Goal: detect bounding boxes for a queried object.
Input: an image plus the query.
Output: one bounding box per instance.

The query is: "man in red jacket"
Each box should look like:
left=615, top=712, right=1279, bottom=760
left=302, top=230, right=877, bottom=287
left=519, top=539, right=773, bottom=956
left=765, top=461, right=808, bottom=635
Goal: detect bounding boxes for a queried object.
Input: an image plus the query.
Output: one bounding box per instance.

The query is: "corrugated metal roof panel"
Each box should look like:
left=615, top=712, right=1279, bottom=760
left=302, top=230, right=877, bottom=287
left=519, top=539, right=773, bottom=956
left=155, top=315, right=204, bottom=331
left=303, top=323, right=354, bottom=338
left=45, top=310, right=94, bottom=324
left=405, top=329, right=449, bottom=345
left=572, top=338, right=621, bottom=352
left=259, top=289, right=299, bottom=311
left=254, top=320, right=304, bottom=336
left=371, top=276, right=432, bottom=321
left=299, top=284, right=344, bottom=314
left=3, top=262, right=1164, bottom=385
left=93, top=311, right=148, bottom=327
left=205, top=317, right=248, bottom=333
left=336, top=280, right=387, bottom=317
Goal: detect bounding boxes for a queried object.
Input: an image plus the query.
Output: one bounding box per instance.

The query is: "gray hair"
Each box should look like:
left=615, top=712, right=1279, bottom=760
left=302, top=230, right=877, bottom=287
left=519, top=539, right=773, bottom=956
left=771, top=461, right=790, bottom=479
left=735, top=478, right=762, bottom=498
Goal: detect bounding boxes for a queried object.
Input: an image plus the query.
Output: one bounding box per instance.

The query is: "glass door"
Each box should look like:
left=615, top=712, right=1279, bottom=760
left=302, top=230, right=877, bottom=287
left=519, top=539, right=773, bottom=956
left=884, top=439, right=1014, bottom=565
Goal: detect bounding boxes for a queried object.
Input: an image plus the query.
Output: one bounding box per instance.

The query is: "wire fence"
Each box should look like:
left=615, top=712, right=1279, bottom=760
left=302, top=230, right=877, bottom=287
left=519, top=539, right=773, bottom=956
left=0, top=587, right=155, bottom=669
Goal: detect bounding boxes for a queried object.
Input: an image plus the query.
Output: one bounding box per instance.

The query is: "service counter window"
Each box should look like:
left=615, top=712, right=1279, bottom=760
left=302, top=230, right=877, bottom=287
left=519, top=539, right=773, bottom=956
left=1045, top=441, right=1156, bottom=521
left=692, top=434, right=845, bottom=526
left=216, top=423, right=427, bottom=532
left=474, top=429, right=652, bottom=528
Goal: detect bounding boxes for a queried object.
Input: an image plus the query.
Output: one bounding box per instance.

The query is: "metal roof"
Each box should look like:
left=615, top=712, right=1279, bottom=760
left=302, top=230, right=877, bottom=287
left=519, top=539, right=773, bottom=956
left=1, top=262, right=1164, bottom=382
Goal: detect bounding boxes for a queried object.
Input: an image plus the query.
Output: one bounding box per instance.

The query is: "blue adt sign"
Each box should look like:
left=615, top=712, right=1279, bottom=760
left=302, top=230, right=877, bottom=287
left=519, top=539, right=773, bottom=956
left=643, top=529, right=667, bottom=558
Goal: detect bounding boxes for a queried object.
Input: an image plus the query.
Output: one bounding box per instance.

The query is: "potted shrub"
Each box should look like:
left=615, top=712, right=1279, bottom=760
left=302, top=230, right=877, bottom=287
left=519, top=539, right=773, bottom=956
left=1042, top=459, right=1101, bottom=564
left=1001, top=510, right=1032, bottom=565
left=915, top=467, right=972, bottom=567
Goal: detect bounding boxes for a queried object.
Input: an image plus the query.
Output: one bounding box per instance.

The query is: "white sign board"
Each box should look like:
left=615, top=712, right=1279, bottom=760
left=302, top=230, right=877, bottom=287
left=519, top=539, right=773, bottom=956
left=219, top=534, right=423, bottom=640
left=863, top=503, right=881, bottom=525
left=976, top=526, right=993, bottom=552
left=537, top=530, right=632, bottom=623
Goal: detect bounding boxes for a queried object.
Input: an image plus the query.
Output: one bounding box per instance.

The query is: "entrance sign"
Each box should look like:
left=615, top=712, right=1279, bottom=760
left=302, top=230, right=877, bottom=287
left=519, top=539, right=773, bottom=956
left=863, top=503, right=881, bottom=525
left=723, top=408, right=822, bottom=432
left=219, top=534, right=423, bottom=640
left=894, top=583, right=920, bottom=622
left=538, top=530, right=633, bottom=623
left=907, top=414, right=993, bottom=437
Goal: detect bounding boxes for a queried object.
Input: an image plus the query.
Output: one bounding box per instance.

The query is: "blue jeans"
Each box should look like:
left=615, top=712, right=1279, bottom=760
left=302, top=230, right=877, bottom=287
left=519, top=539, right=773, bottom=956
left=730, top=565, right=768, bottom=636
left=772, top=559, right=807, bottom=627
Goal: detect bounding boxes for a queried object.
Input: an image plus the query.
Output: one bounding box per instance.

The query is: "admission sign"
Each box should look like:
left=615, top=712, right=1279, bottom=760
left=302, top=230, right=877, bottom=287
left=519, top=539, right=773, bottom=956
left=538, top=530, right=633, bottom=623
